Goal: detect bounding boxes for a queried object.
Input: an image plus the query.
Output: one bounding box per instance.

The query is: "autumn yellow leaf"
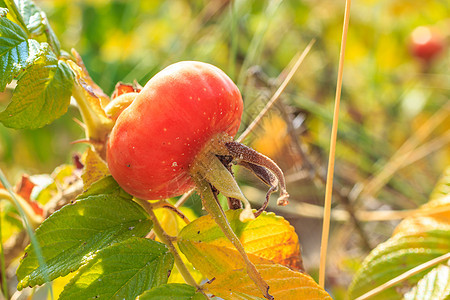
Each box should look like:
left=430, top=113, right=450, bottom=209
left=177, top=209, right=303, bottom=279
left=81, top=148, right=109, bottom=189
left=393, top=196, right=450, bottom=237
left=205, top=264, right=332, bottom=300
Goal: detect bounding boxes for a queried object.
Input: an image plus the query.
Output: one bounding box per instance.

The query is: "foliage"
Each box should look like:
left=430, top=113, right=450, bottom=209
left=0, top=0, right=449, bottom=299
left=348, top=167, right=450, bottom=299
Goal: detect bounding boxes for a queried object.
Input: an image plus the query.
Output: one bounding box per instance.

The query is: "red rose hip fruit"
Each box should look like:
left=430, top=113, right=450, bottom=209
left=410, top=26, right=444, bottom=63
left=107, top=61, right=243, bottom=199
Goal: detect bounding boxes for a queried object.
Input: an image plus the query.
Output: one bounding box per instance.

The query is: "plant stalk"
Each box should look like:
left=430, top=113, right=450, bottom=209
left=70, top=68, right=114, bottom=159
left=0, top=168, right=53, bottom=299
left=0, top=202, right=8, bottom=299
left=319, top=0, right=352, bottom=288
left=193, top=177, right=273, bottom=300
left=135, top=199, right=202, bottom=292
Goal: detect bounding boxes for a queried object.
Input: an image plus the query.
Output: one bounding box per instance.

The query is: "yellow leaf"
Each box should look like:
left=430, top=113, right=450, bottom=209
left=393, top=196, right=450, bottom=237
left=206, top=264, right=332, bottom=300
left=48, top=272, right=76, bottom=299
left=178, top=210, right=304, bottom=278
left=81, top=148, right=110, bottom=189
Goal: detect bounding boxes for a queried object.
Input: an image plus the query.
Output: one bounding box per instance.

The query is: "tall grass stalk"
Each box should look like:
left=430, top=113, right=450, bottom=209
left=0, top=203, right=8, bottom=298
left=319, top=0, right=352, bottom=288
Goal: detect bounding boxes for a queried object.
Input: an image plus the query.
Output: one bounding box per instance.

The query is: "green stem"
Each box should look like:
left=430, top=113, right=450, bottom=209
left=0, top=202, right=8, bottom=299
left=43, top=20, right=61, bottom=57
left=70, top=72, right=113, bottom=159
left=193, top=177, right=273, bottom=300
left=0, top=168, right=53, bottom=299
left=195, top=152, right=254, bottom=222
left=4, top=0, right=29, bottom=35
left=135, top=199, right=202, bottom=292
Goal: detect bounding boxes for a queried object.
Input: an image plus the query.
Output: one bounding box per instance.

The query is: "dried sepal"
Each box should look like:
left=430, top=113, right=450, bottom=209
left=225, top=141, right=289, bottom=207
left=238, top=161, right=278, bottom=217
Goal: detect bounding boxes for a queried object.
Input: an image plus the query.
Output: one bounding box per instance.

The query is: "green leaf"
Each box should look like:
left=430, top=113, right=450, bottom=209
left=78, top=176, right=127, bottom=199
left=16, top=177, right=153, bottom=290
left=348, top=230, right=450, bottom=299
left=137, top=283, right=207, bottom=300
left=0, top=43, right=74, bottom=129
left=15, top=0, right=45, bottom=36
left=14, top=0, right=61, bottom=54
left=0, top=17, right=28, bottom=90
left=404, top=264, right=450, bottom=300
left=59, top=237, right=173, bottom=300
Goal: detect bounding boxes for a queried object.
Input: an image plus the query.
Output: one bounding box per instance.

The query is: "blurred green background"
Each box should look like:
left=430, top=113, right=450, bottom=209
left=0, top=0, right=449, bottom=296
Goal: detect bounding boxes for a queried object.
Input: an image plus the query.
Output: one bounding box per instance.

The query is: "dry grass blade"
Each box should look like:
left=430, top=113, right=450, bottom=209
left=175, top=189, right=195, bottom=208
left=270, top=197, right=450, bottom=222
left=319, top=0, right=352, bottom=288
left=237, top=39, right=315, bottom=143
left=360, top=101, right=450, bottom=199
left=398, top=129, right=450, bottom=169
left=354, top=252, right=450, bottom=300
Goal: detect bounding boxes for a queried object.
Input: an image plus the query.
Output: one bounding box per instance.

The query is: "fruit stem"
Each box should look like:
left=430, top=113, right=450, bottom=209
left=135, top=199, right=202, bottom=292
left=69, top=62, right=114, bottom=159
left=151, top=201, right=190, bottom=224
left=193, top=177, right=273, bottom=300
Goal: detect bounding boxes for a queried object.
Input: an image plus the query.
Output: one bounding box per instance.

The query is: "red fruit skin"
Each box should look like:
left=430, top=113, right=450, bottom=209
left=411, top=38, right=443, bottom=61
left=107, top=61, right=243, bottom=199
left=410, top=27, right=444, bottom=62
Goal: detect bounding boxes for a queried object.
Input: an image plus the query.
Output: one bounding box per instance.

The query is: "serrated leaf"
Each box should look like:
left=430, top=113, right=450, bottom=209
left=16, top=177, right=153, bottom=289
left=15, top=0, right=61, bottom=53
left=0, top=17, right=28, bottom=90
left=0, top=43, right=74, bottom=128
left=349, top=230, right=450, bottom=299
left=59, top=237, right=173, bottom=300
left=78, top=176, right=125, bottom=199
left=404, top=264, right=450, bottom=300
left=206, top=264, right=332, bottom=300
left=15, top=0, right=44, bottom=35
left=178, top=210, right=303, bottom=278
left=138, top=283, right=207, bottom=300
left=349, top=169, right=450, bottom=300
left=349, top=196, right=450, bottom=300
